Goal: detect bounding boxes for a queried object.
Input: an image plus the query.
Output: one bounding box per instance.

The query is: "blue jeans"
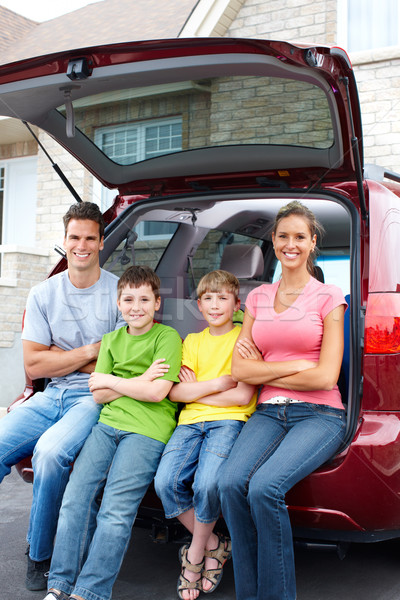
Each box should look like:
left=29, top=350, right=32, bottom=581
left=0, top=386, right=100, bottom=561
left=154, top=420, right=243, bottom=523
left=48, top=422, right=165, bottom=600
left=219, top=403, right=346, bottom=600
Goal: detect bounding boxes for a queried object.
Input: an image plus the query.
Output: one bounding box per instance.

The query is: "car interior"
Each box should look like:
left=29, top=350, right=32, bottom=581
left=101, top=194, right=352, bottom=426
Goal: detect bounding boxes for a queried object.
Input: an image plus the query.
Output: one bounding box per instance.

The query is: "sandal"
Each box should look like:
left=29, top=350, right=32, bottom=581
left=177, top=544, right=204, bottom=600
left=178, top=542, right=190, bottom=565
left=202, top=533, right=232, bottom=594
left=43, top=591, right=69, bottom=600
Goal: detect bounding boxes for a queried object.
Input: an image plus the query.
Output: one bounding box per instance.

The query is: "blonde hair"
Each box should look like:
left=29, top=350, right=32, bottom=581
left=197, top=270, right=239, bottom=301
left=272, top=201, right=324, bottom=275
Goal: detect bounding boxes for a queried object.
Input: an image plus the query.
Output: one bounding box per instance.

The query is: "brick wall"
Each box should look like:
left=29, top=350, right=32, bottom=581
left=74, top=89, right=211, bottom=151
left=0, top=130, right=92, bottom=351
left=227, top=0, right=400, bottom=174
left=210, top=75, right=333, bottom=148
left=0, top=248, right=49, bottom=348
left=351, top=49, right=400, bottom=174
left=0, top=140, right=37, bottom=160
left=228, top=0, right=337, bottom=44
left=36, top=131, right=94, bottom=253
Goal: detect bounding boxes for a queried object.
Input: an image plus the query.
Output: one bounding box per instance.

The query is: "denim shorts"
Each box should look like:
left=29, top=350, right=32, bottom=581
left=154, top=419, right=244, bottom=522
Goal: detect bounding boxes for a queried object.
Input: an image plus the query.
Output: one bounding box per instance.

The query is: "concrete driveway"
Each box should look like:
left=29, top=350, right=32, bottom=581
left=1, top=468, right=400, bottom=600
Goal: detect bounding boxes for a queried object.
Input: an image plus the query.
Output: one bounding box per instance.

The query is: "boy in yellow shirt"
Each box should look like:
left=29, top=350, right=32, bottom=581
left=155, top=270, right=256, bottom=600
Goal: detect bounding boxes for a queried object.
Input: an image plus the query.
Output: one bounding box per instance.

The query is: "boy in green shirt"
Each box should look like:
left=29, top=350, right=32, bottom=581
left=43, top=266, right=182, bottom=600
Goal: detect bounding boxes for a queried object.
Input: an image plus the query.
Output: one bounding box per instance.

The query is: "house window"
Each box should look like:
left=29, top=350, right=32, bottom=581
left=93, top=117, right=182, bottom=209
left=95, top=118, right=182, bottom=165
left=338, top=0, right=400, bottom=52
left=0, top=158, right=37, bottom=249
left=1, top=159, right=38, bottom=276
left=0, top=167, right=4, bottom=247
left=0, top=167, right=4, bottom=274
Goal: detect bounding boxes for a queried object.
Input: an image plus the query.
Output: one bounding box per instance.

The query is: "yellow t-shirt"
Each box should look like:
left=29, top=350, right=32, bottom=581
left=178, top=325, right=257, bottom=425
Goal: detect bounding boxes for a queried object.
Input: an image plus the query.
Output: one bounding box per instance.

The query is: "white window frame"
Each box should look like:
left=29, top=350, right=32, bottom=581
left=93, top=117, right=182, bottom=211
left=0, top=156, right=37, bottom=247
left=337, top=0, right=400, bottom=52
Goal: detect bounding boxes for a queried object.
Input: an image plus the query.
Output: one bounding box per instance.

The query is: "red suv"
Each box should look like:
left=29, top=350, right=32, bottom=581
left=2, top=37, right=400, bottom=544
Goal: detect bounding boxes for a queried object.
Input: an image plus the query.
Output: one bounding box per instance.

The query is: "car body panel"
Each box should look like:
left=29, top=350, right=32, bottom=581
left=0, top=38, right=362, bottom=193
left=288, top=411, right=400, bottom=535
left=3, top=37, right=400, bottom=544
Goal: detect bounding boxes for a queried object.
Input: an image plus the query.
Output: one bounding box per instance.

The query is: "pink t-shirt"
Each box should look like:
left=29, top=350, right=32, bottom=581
left=245, top=277, right=347, bottom=409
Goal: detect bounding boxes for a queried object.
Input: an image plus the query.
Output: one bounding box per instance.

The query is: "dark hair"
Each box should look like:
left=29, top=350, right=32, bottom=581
left=197, top=270, right=240, bottom=301
left=63, top=202, right=105, bottom=239
left=117, top=265, right=161, bottom=299
left=272, top=201, right=324, bottom=275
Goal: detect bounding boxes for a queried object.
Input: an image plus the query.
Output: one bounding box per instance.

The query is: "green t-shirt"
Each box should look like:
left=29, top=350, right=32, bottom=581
left=97, top=323, right=182, bottom=444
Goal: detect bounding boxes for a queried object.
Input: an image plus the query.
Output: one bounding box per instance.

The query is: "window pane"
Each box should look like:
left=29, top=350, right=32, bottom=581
left=94, top=119, right=182, bottom=165
left=142, top=222, right=177, bottom=238
left=103, top=221, right=178, bottom=276
left=97, top=127, right=139, bottom=164
left=71, top=73, right=333, bottom=165
left=0, top=167, right=4, bottom=273
left=144, top=122, right=182, bottom=159
left=347, top=0, right=398, bottom=51
left=0, top=167, right=4, bottom=246
left=191, top=230, right=262, bottom=284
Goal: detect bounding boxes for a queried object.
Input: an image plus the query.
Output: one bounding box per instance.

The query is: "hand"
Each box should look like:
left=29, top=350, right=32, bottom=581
left=216, top=374, right=238, bottom=392
left=88, top=371, right=114, bottom=392
left=236, top=338, right=263, bottom=361
left=178, top=366, right=197, bottom=383
left=140, top=358, right=170, bottom=381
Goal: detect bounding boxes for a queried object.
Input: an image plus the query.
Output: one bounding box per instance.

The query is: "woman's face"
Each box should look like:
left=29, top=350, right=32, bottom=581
left=272, top=214, right=316, bottom=271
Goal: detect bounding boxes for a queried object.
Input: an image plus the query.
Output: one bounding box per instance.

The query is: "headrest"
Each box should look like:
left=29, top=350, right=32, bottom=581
left=220, top=244, right=264, bottom=279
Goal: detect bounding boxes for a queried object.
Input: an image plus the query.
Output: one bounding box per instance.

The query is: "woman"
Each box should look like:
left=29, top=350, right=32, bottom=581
left=219, top=201, right=347, bottom=600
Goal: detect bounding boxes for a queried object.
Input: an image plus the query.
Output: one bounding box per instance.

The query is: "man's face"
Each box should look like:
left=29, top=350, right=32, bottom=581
left=63, top=219, right=104, bottom=273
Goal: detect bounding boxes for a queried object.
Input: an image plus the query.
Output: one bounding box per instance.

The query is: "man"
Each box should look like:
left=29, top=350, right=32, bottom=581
left=0, top=201, right=123, bottom=591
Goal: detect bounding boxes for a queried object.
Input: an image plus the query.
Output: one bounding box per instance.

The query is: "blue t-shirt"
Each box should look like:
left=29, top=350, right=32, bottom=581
left=22, top=269, right=124, bottom=389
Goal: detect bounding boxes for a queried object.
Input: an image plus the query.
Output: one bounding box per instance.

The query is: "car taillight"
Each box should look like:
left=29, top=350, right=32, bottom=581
left=365, top=293, right=400, bottom=354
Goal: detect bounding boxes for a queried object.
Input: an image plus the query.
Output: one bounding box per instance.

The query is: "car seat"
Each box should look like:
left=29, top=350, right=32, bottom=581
left=219, top=243, right=266, bottom=304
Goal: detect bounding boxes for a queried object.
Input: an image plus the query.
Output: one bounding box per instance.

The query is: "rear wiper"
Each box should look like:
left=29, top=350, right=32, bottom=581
left=22, top=120, right=83, bottom=204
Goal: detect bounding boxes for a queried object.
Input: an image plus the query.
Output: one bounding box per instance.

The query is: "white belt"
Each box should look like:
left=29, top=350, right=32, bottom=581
left=263, top=396, right=303, bottom=405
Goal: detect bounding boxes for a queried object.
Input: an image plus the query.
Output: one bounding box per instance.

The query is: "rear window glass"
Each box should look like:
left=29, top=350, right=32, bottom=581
left=191, top=230, right=263, bottom=286
left=315, top=254, right=350, bottom=296
left=59, top=75, right=334, bottom=166
left=103, top=221, right=178, bottom=278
